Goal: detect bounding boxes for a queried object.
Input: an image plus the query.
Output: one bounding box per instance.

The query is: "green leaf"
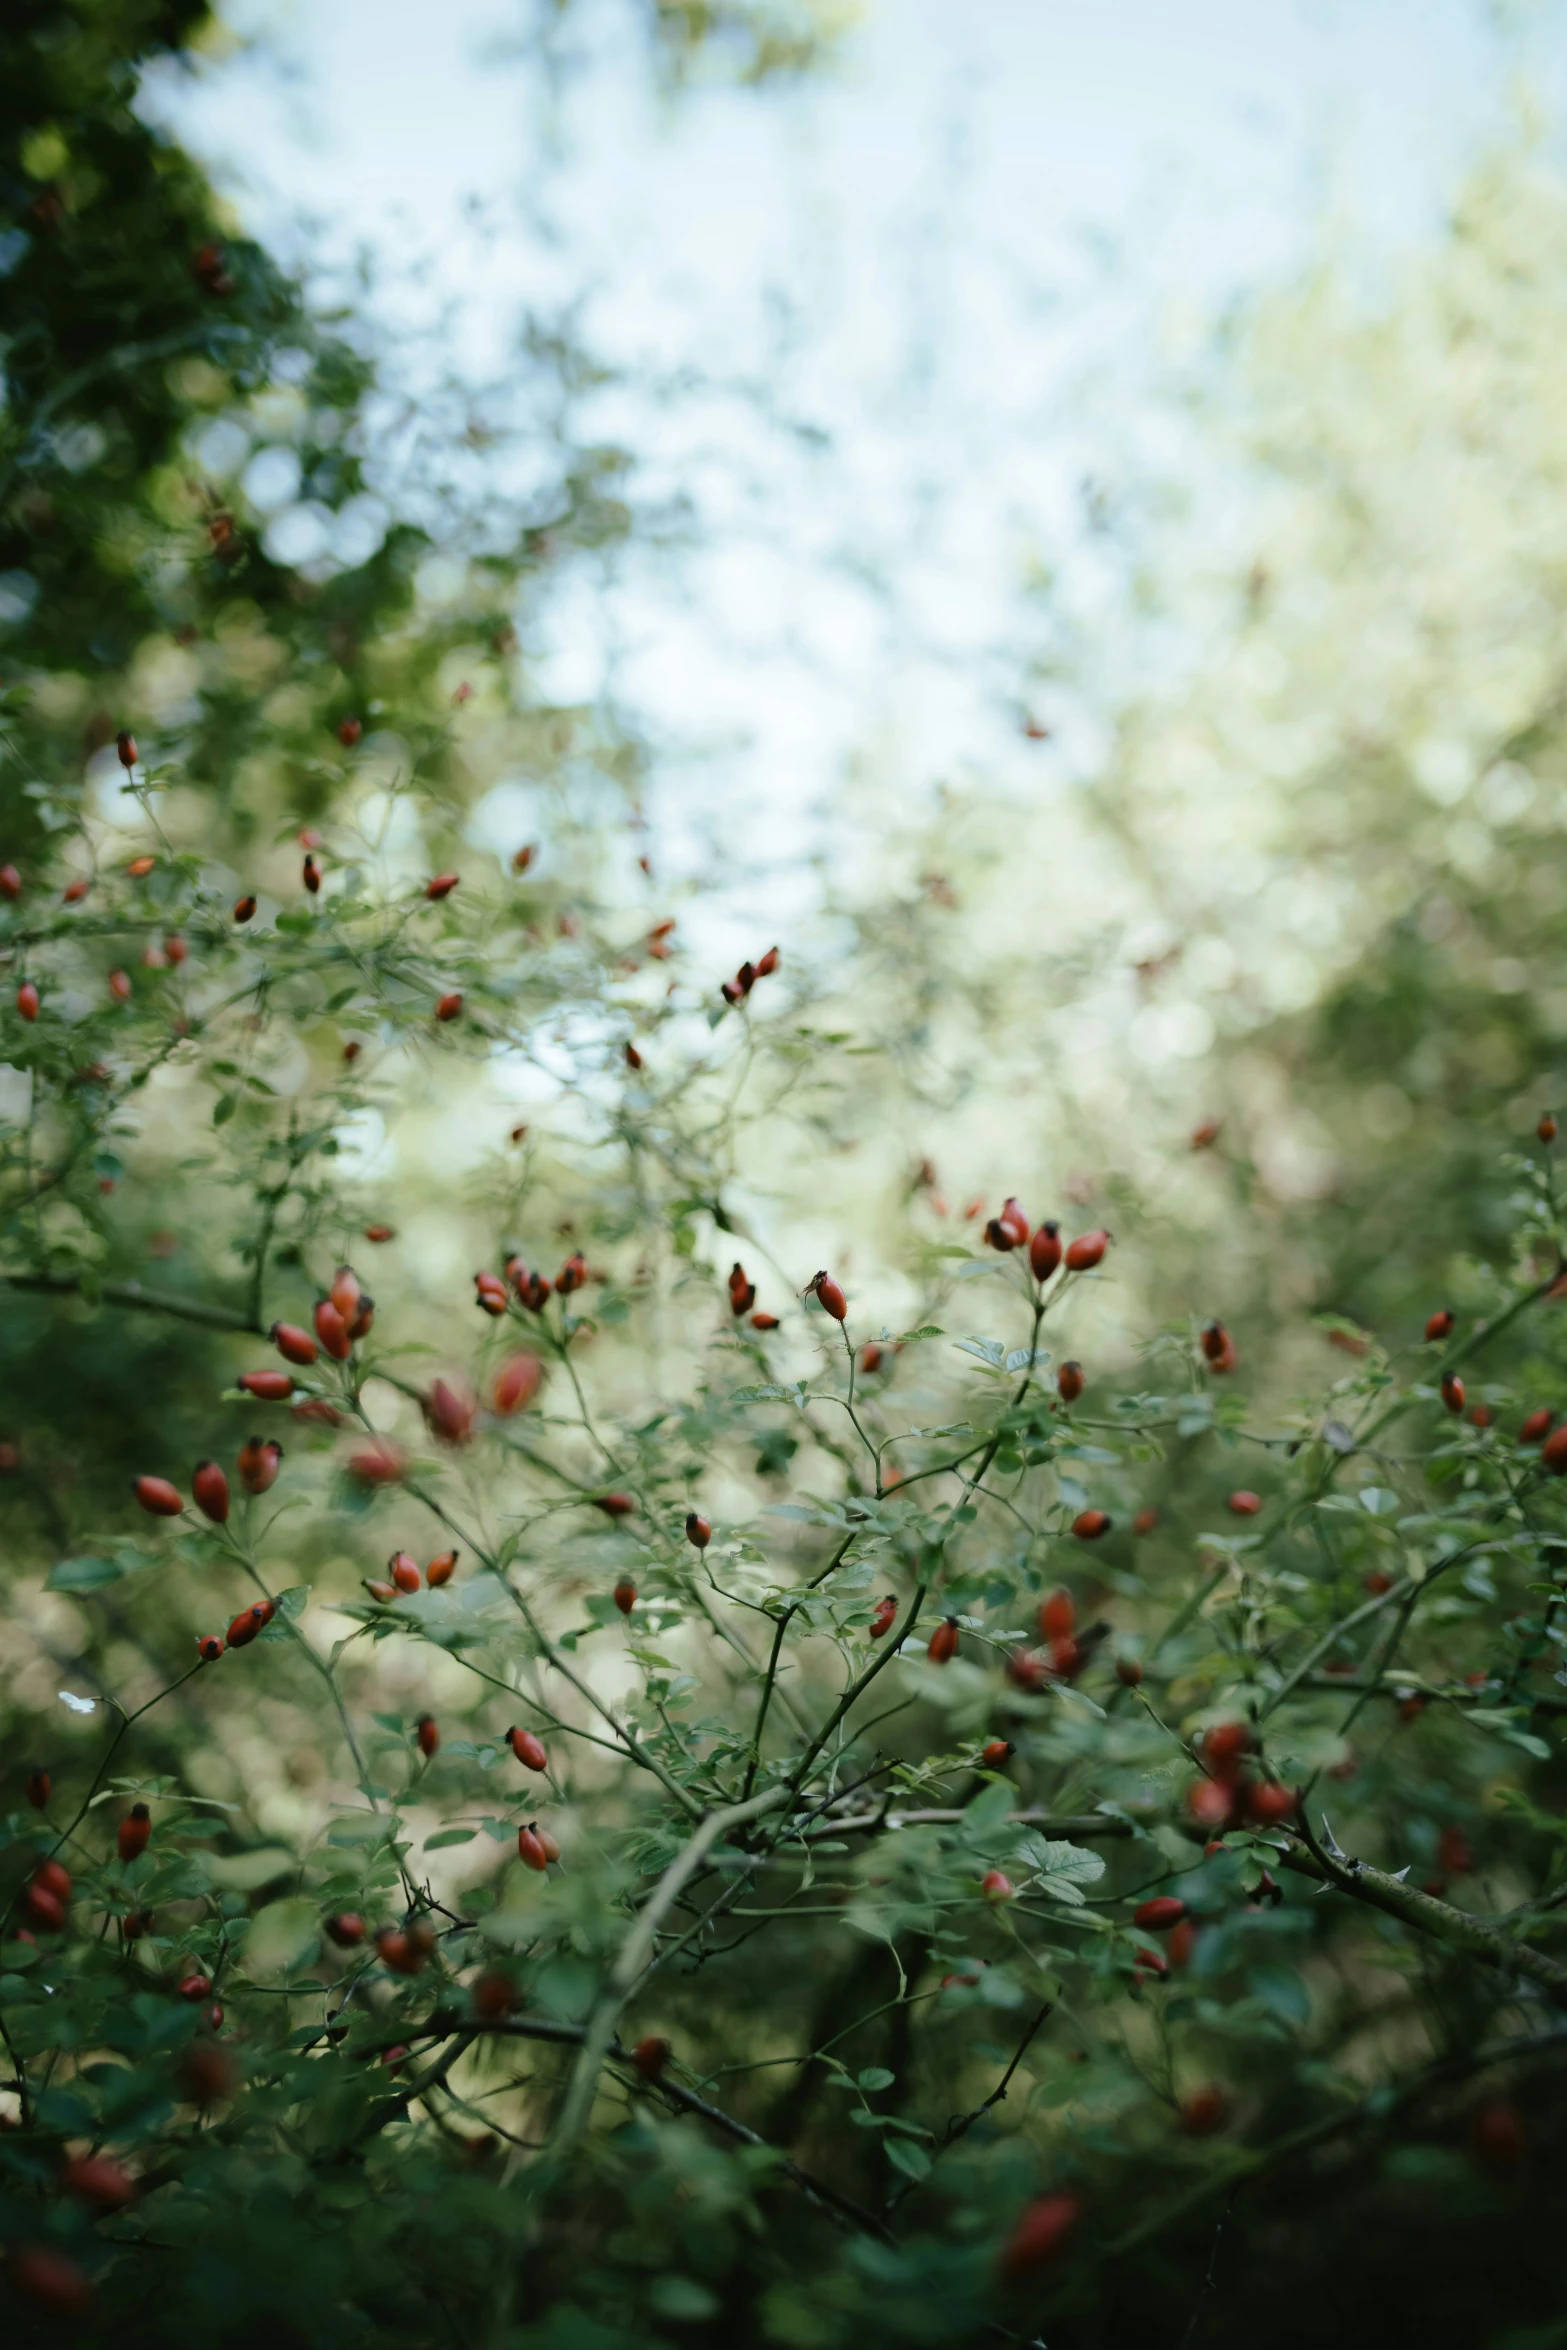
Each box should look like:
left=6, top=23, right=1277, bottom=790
left=47, top=1555, right=123, bottom=1592
left=857, top=2066, right=895, bottom=2091
left=884, top=2137, right=932, bottom=2180
left=212, top=1093, right=237, bottom=1126
left=424, top=1827, right=477, bottom=1850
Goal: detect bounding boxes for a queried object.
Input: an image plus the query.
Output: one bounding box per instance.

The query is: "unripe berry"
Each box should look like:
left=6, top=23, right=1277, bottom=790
left=981, top=1869, right=1014, bottom=1902
left=425, top=1550, right=457, bottom=1588
left=134, top=1473, right=184, bottom=1516
left=416, top=1714, right=440, bottom=1759
left=1071, top=1508, right=1110, bottom=1540
left=927, top=1616, right=959, bottom=1664
left=271, top=1321, right=318, bottom=1365
left=1029, top=1220, right=1062, bottom=1280
left=509, top=1727, right=548, bottom=1772
left=1426, top=1307, right=1455, bottom=1341
left=238, top=1369, right=295, bottom=1400
left=118, top=1803, right=151, bottom=1862
left=613, top=1576, right=637, bottom=1615
left=192, top=1460, right=230, bottom=1522
left=809, top=1270, right=847, bottom=1320
left=1064, top=1228, right=1108, bottom=1270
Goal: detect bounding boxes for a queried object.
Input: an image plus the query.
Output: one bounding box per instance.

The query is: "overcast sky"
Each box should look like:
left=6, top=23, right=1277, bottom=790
left=143, top=0, right=1567, bottom=923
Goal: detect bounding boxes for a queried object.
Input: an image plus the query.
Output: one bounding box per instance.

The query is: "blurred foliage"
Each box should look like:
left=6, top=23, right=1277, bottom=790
left=6, top=6, right=1567, bottom=2348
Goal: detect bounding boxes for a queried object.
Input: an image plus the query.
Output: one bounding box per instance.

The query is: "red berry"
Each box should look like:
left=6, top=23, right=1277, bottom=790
left=314, top=1298, right=352, bottom=1360
left=858, top=1342, right=883, bottom=1373
left=751, top=1311, right=780, bottom=1330
left=809, top=1270, right=847, bottom=1321
left=1426, top=1308, right=1455, bottom=1341
left=0, top=864, right=22, bottom=900
left=180, top=2042, right=238, bottom=2103
left=1179, top=2086, right=1228, bottom=2137
left=62, top=878, right=88, bottom=902
left=625, top=1040, right=644, bottom=1071
left=517, top=1824, right=549, bottom=1872
left=868, top=1594, right=897, bottom=1639
left=435, top=991, right=463, bottom=1022
left=1039, top=1587, right=1075, bottom=1642
left=1056, top=1359, right=1084, bottom=1402
left=1071, top=1509, right=1110, bottom=1541
left=1542, top=1424, right=1567, bottom=1475
left=325, top=1913, right=365, bottom=1948
left=389, top=1554, right=422, bottom=1595
left=196, top=1633, right=224, bottom=1662
left=377, top=1926, right=423, bottom=1975
left=1133, top=1896, right=1186, bottom=1933
left=225, top=1603, right=269, bottom=1650
left=192, top=1460, right=230, bottom=1522
left=1007, top=1646, right=1048, bottom=1691
left=509, top=1727, right=548, bottom=1773
left=1227, top=1490, right=1262, bottom=1516
left=1246, top=1781, right=1298, bottom=1826
left=237, top=1436, right=282, bottom=1495
left=1441, top=1372, right=1465, bottom=1414
left=416, top=1714, right=440, bottom=1759
left=473, top=1969, right=514, bottom=2019
left=35, top=1858, right=71, bottom=1902
left=238, top=1369, right=295, bottom=1400
left=1363, top=1569, right=1394, bottom=1595
left=595, top=1492, right=636, bottom=1517
left=1186, top=1776, right=1234, bottom=1829
left=9, top=2245, right=94, bottom=2314
left=493, top=1353, right=543, bottom=1415
left=1064, top=1228, right=1108, bottom=1271
left=1133, top=1946, right=1169, bottom=1980
left=1200, top=1320, right=1229, bottom=1363
left=927, top=1617, right=960, bottom=1664
left=133, top=1474, right=183, bottom=1516
left=271, top=1321, right=318, bottom=1366
left=981, top=1869, right=1014, bottom=1902
left=1168, top=1918, right=1197, bottom=1968
left=178, top=1971, right=211, bottom=2001
left=685, top=1511, right=712, bottom=1548
left=337, top=717, right=363, bottom=747
left=426, top=873, right=460, bottom=900
left=126, top=854, right=156, bottom=879
left=233, top=895, right=257, bottom=922
left=475, top=1270, right=509, bottom=1316
left=425, top=1377, right=476, bottom=1445
left=1438, top=1826, right=1473, bottom=1876
left=613, top=1576, right=637, bottom=1616
left=117, top=1804, right=151, bottom=1862
left=61, top=2152, right=136, bottom=2209
left=1520, top=1407, right=1553, bottom=1445
left=631, top=2034, right=671, bottom=2080
left=425, top=1551, right=457, bottom=1588
left=347, top=1436, right=405, bottom=1485
left=1132, top=1508, right=1158, bottom=1536
left=23, top=1882, right=65, bottom=1932
left=116, top=730, right=138, bottom=768
left=16, top=980, right=40, bottom=1021
left=981, top=1739, right=1014, bottom=1768
left=1471, top=2097, right=1526, bottom=2174
left=107, top=967, right=132, bottom=1004
left=1202, top=1720, right=1252, bottom=1778
left=1029, top=1221, right=1062, bottom=1280
left=365, top=1222, right=395, bottom=1244
left=1000, top=2194, right=1079, bottom=2280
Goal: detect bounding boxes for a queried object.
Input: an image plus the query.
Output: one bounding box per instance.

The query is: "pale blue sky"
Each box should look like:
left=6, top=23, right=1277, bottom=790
left=144, top=0, right=1567, bottom=927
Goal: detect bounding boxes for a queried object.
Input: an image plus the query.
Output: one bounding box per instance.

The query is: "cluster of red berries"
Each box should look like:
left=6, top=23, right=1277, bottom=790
left=134, top=1435, right=283, bottom=1526
left=365, top=1551, right=459, bottom=1602
left=728, top=1259, right=782, bottom=1330
left=477, top=1248, right=588, bottom=1316
left=719, top=945, right=779, bottom=1006
left=982, top=1197, right=1109, bottom=1281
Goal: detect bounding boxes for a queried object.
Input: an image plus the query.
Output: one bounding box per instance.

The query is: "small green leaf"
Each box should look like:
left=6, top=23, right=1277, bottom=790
left=857, top=2066, right=895, bottom=2091
left=424, top=1827, right=477, bottom=1850
left=47, top=1555, right=123, bottom=1592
